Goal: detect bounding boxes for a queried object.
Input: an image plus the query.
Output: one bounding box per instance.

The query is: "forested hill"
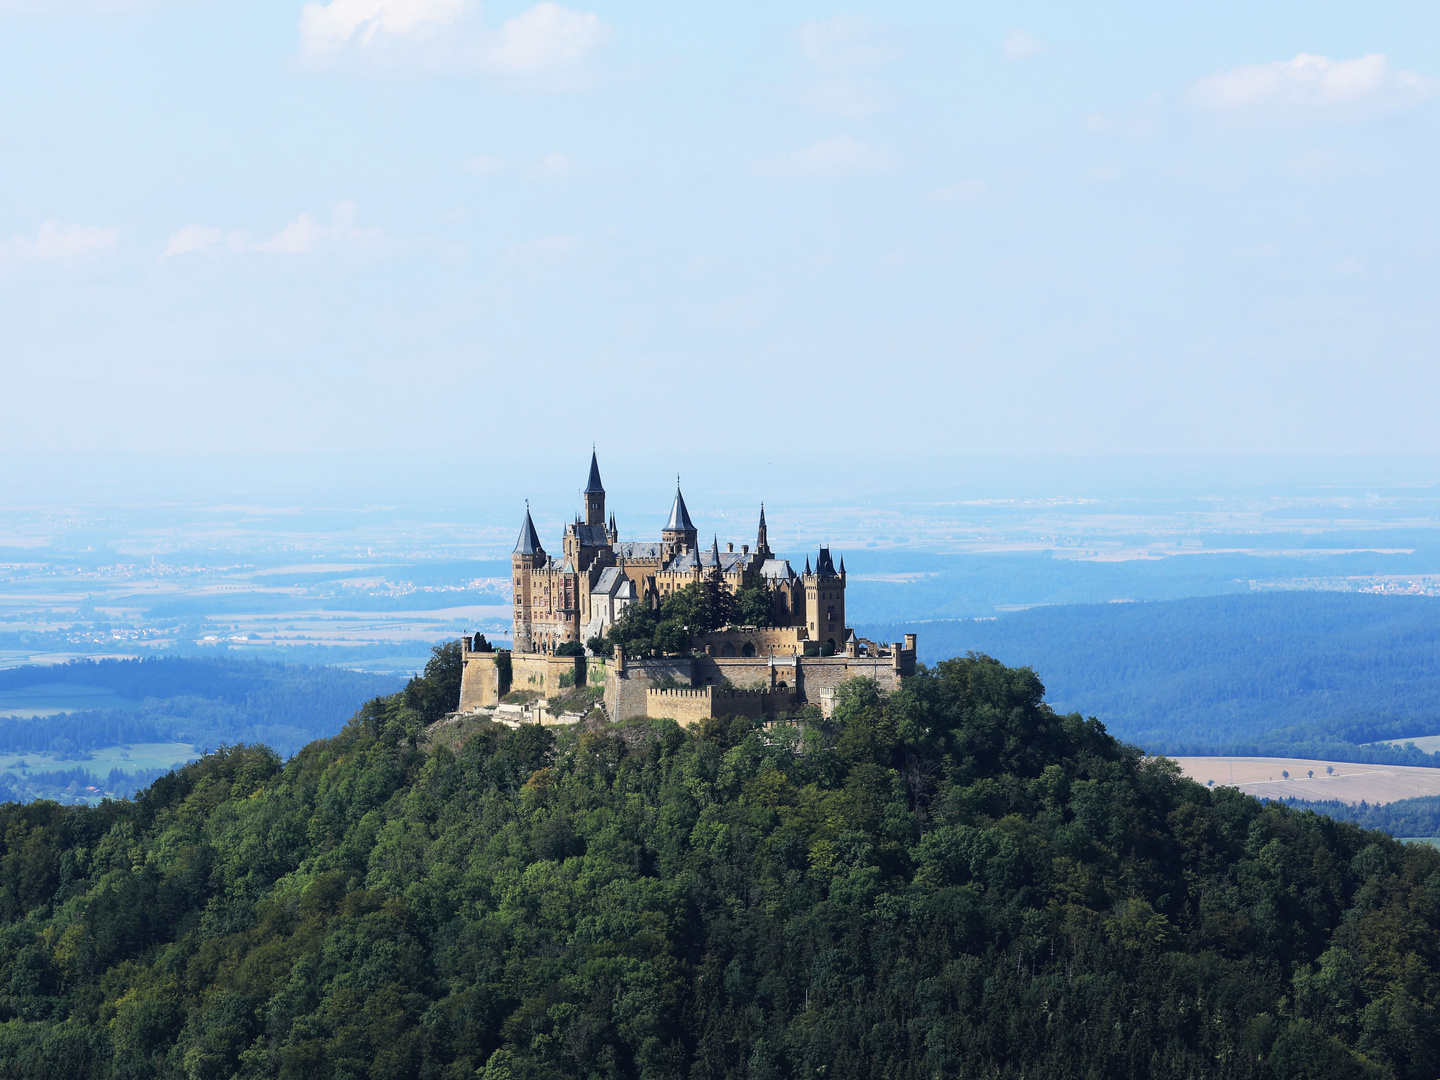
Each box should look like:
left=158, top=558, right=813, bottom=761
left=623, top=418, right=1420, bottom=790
left=867, top=591, right=1440, bottom=760
left=0, top=658, right=1437, bottom=1079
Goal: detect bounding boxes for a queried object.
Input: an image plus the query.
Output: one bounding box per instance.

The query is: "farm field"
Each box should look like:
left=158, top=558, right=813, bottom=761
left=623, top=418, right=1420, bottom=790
left=1372, top=734, right=1440, bottom=753
left=1171, top=756, right=1440, bottom=805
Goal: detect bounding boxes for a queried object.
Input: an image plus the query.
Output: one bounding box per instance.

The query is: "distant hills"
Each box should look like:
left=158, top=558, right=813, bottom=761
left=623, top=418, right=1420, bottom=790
left=0, top=657, right=403, bottom=802
left=865, top=591, right=1440, bottom=762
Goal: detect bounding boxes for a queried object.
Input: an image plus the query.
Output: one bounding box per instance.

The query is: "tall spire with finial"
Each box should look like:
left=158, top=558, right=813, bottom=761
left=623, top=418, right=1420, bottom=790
left=755, top=502, right=770, bottom=557
left=662, top=475, right=698, bottom=553
left=514, top=502, right=543, bottom=556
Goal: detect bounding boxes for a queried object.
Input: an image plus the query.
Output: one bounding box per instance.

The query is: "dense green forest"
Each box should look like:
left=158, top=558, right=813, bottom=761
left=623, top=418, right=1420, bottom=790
left=0, top=653, right=1435, bottom=1078
left=868, top=593, right=1440, bottom=761
left=0, top=657, right=404, bottom=758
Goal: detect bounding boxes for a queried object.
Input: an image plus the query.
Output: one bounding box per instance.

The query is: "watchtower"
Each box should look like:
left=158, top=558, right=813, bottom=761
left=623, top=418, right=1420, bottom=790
left=512, top=505, right=545, bottom=653
left=802, top=547, right=846, bottom=654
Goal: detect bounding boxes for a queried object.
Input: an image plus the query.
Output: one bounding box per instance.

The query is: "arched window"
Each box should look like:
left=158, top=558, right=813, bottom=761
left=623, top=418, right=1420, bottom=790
left=741, top=642, right=755, bottom=657
left=721, top=642, right=736, bottom=657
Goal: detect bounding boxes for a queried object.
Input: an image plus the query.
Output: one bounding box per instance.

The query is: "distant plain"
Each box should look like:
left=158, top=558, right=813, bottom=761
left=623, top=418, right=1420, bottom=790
left=1172, top=757, right=1440, bottom=805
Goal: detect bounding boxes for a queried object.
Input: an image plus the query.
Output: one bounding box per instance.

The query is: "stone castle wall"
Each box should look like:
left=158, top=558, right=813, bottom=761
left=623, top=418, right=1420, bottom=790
left=511, top=653, right=586, bottom=698
left=645, top=685, right=796, bottom=726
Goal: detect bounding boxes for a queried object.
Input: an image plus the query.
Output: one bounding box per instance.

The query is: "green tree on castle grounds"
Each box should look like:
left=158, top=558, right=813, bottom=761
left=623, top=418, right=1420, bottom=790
left=732, top=582, right=776, bottom=627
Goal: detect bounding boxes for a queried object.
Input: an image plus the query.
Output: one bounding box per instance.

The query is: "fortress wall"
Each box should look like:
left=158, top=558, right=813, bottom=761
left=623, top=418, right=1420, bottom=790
left=694, top=626, right=807, bottom=658
left=645, top=686, right=796, bottom=726
left=645, top=687, right=718, bottom=726
left=605, top=656, right=696, bottom=722
left=796, top=655, right=906, bottom=701
left=459, top=645, right=508, bottom=710
left=511, top=654, right=586, bottom=697
left=695, top=656, right=780, bottom=690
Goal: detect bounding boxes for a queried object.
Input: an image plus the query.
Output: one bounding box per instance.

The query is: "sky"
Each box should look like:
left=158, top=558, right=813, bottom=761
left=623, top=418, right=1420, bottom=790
left=3, top=0, right=1440, bottom=472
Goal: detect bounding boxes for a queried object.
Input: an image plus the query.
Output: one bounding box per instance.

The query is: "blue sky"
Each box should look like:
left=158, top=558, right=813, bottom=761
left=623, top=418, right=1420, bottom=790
left=3, top=0, right=1438, bottom=470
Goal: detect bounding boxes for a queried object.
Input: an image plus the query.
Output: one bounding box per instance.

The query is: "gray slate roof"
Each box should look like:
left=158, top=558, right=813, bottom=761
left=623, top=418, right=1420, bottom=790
left=616, top=541, right=664, bottom=560
left=585, top=452, right=604, bottom=493
left=665, top=549, right=750, bottom=574
left=566, top=522, right=609, bottom=546
left=760, top=558, right=797, bottom=582
left=664, top=486, right=696, bottom=532
left=514, top=508, right=543, bottom=555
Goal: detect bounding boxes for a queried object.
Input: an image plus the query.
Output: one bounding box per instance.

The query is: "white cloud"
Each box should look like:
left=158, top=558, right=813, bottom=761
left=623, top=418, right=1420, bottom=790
left=1188, top=53, right=1437, bottom=120
left=298, top=0, right=610, bottom=82
left=163, top=203, right=380, bottom=258
left=254, top=201, right=379, bottom=253
left=1085, top=92, right=1162, bottom=137
left=2, top=220, right=118, bottom=267
left=528, top=152, right=574, bottom=179
left=798, top=16, right=896, bottom=71
left=463, top=155, right=503, bottom=174
left=1002, top=29, right=1044, bottom=61
left=300, top=0, right=466, bottom=54
left=761, top=135, right=896, bottom=178
left=793, top=17, right=897, bottom=117
left=163, top=224, right=224, bottom=257
left=485, top=2, right=605, bottom=74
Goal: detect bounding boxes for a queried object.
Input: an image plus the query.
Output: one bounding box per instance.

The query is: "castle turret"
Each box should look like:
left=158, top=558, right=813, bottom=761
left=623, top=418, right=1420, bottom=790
left=803, top=547, right=846, bottom=654
left=755, top=504, right=771, bottom=558
left=582, top=450, right=605, bottom=526
left=512, top=504, right=545, bottom=652
left=662, top=479, right=698, bottom=555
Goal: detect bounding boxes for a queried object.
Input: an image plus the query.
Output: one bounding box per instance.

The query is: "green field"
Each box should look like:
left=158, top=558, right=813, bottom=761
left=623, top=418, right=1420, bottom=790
left=0, top=742, right=198, bottom=777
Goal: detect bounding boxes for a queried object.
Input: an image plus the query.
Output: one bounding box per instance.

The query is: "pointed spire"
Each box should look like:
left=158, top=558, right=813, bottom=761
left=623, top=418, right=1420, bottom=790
left=514, top=503, right=543, bottom=555
left=664, top=480, right=696, bottom=532
left=756, top=502, right=770, bottom=555
left=839, top=555, right=846, bottom=575
left=584, top=449, right=604, bottom=494
left=804, top=556, right=812, bottom=575
left=710, top=534, right=721, bottom=568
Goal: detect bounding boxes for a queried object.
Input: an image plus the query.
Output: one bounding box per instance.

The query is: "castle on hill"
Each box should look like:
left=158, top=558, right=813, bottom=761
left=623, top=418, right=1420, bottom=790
left=511, top=451, right=852, bottom=657
left=459, top=452, right=916, bottom=725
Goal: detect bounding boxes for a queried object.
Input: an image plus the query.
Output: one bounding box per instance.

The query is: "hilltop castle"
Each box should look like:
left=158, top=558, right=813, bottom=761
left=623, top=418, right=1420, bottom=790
left=511, top=451, right=851, bottom=657
left=459, top=452, right=916, bottom=724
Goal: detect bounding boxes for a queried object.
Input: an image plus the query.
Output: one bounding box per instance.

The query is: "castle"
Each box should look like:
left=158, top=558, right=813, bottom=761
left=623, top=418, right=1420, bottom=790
left=458, top=452, right=916, bottom=724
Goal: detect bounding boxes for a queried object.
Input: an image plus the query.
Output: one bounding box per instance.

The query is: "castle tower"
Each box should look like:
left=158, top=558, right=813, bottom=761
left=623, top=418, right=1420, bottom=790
left=661, top=480, right=698, bottom=555
left=582, top=450, right=605, bottom=526
left=803, top=546, right=846, bottom=654
left=512, top=504, right=545, bottom=652
left=755, top=504, right=772, bottom=559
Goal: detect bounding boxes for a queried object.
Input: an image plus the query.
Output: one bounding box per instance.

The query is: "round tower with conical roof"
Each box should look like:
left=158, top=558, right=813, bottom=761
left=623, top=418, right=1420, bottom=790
left=661, top=478, right=698, bottom=556
left=511, top=503, right=546, bottom=653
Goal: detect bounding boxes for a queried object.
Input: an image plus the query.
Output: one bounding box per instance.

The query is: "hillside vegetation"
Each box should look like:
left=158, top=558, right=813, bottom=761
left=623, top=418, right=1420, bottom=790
left=868, top=593, right=1440, bottom=761
left=0, top=655, right=1436, bottom=1079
